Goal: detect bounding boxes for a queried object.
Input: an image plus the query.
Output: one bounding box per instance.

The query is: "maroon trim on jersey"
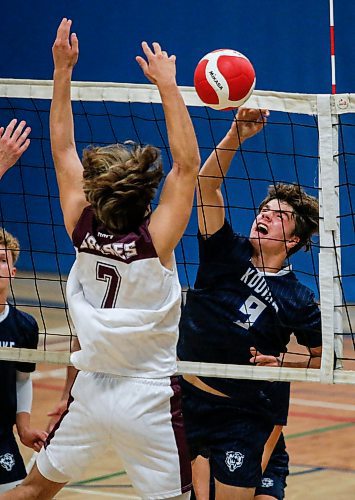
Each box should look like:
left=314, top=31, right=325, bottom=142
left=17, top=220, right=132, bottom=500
left=72, top=205, right=158, bottom=264
left=45, top=371, right=79, bottom=448
left=169, top=376, right=192, bottom=493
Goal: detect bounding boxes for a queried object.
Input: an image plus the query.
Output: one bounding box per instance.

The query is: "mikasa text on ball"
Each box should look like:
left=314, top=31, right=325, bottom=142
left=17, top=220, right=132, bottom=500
left=194, top=49, right=256, bottom=110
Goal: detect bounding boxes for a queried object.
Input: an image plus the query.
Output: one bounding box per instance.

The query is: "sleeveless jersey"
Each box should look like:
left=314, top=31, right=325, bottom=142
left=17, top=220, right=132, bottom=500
left=178, top=220, right=322, bottom=424
left=0, top=305, right=38, bottom=430
left=67, top=206, right=182, bottom=378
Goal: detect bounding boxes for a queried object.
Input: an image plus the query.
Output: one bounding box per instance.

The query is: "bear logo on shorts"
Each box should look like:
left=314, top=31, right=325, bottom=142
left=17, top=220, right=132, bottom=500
left=225, top=451, right=244, bottom=472
left=0, top=453, right=15, bottom=472
left=261, top=477, right=274, bottom=488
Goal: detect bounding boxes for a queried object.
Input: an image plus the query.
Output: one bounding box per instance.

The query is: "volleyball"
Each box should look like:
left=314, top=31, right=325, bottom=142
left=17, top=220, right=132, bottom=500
left=194, top=49, right=256, bottom=110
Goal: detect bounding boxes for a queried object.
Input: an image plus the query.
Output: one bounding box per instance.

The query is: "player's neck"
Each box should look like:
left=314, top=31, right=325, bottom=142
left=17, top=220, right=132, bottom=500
left=251, top=253, right=285, bottom=274
left=0, top=291, right=8, bottom=312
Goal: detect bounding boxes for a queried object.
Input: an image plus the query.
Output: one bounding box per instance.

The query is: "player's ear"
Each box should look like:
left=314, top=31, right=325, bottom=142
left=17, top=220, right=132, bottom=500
left=287, top=235, right=300, bottom=251
left=11, top=267, right=16, bottom=278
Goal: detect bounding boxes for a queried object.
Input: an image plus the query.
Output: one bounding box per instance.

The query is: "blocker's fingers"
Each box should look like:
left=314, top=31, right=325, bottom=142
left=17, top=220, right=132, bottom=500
left=162, top=50, right=168, bottom=57
left=18, top=138, right=30, bottom=154
left=140, top=41, right=154, bottom=59
left=57, top=18, right=68, bottom=40
left=152, top=42, right=162, bottom=54
left=2, top=119, right=17, bottom=139
left=71, top=32, right=79, bottom=51
left=136, top=55, right=149, bottom=73
left=60, top=18, right=72, bottom=44
left=12, top=120, right=27, bottom=140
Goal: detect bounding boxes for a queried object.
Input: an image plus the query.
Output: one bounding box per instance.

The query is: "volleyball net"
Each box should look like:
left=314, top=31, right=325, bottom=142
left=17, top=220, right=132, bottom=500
left=0, top=79, right=353, bottom=384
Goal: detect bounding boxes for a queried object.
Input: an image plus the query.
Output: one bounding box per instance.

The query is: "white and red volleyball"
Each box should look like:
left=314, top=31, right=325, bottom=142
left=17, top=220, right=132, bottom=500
left=194, top=49, right=256, bottom=110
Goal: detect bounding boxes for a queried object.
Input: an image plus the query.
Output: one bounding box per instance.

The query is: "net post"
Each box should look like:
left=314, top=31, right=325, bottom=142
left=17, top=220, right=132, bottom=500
left=317, top=94, right=343, bottom=383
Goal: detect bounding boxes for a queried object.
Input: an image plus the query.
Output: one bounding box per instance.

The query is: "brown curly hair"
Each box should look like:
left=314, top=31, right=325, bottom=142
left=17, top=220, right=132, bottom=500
left=259, top=183, right=319, bottom=256
left=82, top=142, right=163, bottom=233
left=0, top=228, right=20, bottom=264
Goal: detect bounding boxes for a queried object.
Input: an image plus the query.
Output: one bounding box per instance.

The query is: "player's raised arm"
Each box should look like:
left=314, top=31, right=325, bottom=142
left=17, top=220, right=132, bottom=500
left=198, top=107, right=268, bottom=238
left=0, top=119, right=31, bottom=179
left=50, top=18, right=88, bottom=238
left=136, top=42, right=200, bottom=266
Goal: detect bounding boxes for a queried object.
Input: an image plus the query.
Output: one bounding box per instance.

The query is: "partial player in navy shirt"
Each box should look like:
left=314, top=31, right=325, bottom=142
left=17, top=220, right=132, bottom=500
left=0, top=228, right=47, bottom=493
left=178, top=108, right=322, bottom=499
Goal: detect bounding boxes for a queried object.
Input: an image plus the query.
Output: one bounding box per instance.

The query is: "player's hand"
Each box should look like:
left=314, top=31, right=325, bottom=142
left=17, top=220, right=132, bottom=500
left=46, top=400, right=68, bottom=433
left=52, top=18, right=79, bottom=71
left=136, top=42, right=176, bottom=87
left=230, top=108, right=269, bottom=142
left=0, top=119, right=31, bottom=178
left=19, top=428, right=48, bottom=452
left=249, top=347, right=281, bottom=367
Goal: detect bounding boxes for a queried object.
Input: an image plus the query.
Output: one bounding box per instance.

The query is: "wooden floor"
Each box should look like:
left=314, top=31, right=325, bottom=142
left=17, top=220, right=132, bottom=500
left=16, top=366, right=355, bottom=500
left=11, top=275, right=355, bottom=498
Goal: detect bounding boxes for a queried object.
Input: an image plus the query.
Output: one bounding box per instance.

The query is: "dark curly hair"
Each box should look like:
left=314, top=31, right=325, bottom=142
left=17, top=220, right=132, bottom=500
left=82, top=142, right=163, bottom=233
left=259, top=183, right=319, bottom=256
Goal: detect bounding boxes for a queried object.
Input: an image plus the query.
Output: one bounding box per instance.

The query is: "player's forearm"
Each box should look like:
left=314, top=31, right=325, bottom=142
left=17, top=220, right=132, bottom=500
left=62, top=364, right=78, bottom=400
left=62, top=338, right=79, bottom=399
left=159, top=82, right=200, bottom=176
left=15, top=411, right=31, bottom=438
left=281, top=356, right=321, bottom=369
left=50, top=68, right=76, bottom=162
left=198, top=128, right=243, bottom=192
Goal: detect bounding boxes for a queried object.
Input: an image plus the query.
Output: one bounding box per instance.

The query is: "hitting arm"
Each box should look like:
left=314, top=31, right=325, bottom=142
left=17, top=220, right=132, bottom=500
left=198, top=108, right=268, bottom=238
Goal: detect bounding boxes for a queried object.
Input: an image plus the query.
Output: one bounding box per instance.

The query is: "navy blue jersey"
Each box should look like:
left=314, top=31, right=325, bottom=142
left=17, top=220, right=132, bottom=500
left=0, top=305, right=39, bottom=431
left=178, top=221, right=322, bottom=424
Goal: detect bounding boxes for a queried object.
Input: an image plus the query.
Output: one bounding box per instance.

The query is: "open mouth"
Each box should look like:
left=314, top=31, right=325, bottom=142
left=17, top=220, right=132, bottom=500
left=256, top=223, right=268, bottom=235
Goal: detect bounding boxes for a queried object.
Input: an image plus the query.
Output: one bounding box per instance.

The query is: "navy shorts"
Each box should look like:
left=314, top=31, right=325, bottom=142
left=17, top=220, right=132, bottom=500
left=255, top=433, right=289, bottom=499
left=181, top=379, right=274, bottom=488
left=0, top=431, right=26, bottom=486
left=191, top=433, right=289, bottom=500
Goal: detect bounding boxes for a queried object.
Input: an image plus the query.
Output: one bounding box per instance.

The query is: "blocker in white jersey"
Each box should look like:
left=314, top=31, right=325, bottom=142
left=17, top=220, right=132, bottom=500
left=67, top=205, right=182, bottom=378
left=4, top=19, right=199, bottom=500
left=36, top=209, right=192, bottom=498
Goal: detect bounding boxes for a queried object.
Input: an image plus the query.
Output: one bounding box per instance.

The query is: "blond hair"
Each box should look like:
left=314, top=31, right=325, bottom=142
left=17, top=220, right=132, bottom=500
left=82, top=142, right=163, bottom=233
left=0, top=228, right=20, bottom=264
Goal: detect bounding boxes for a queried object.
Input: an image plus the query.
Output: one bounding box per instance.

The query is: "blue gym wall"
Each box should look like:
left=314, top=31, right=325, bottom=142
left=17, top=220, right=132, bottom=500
left=0, top=1, right=354, bottom=299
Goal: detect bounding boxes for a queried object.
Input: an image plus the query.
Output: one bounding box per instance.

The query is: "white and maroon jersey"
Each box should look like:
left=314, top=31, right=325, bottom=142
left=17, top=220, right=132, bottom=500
left=67, top=206, right=182, bottom=378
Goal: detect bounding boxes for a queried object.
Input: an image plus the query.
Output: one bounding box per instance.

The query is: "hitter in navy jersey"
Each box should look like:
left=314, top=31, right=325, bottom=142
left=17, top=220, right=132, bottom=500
left=178, top=108, right=322, bottom=500
left=0, top=229, right=47, bottom=493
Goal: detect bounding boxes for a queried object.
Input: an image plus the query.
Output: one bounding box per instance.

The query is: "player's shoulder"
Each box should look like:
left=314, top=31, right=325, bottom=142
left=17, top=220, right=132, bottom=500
left=199, top=219, right=252, bottom=256
left=9, top=305, right=39, bottom=332
left=277, top=271, right=316, bottom=306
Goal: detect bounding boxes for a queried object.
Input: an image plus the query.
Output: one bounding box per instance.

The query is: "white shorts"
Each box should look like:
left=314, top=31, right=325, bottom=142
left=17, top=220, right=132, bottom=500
left=37, top=371, right=191, bottom=499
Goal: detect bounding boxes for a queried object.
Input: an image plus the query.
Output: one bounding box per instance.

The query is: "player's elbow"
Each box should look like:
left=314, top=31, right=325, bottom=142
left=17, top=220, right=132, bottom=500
left=175, top=153, right=200, bottom=178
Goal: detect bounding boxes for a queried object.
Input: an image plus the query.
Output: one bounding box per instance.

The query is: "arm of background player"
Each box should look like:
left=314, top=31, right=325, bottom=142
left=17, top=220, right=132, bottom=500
left=46, top=337, right=80, bottom=433
left=50, top=18, right=89, bottom=238
left=261, top=425, right=283, bottom=473
left=136, top=42, right=200, bottom=267
left=15, top=371, right=48, bottom=452
left=0, top=119, right=31, bottom=179
left=250, top=345, right=322, bottom=369
left=197, top=108, right=269, bottom=238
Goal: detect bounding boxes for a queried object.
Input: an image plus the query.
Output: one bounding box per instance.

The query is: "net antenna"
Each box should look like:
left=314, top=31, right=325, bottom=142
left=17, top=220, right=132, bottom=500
left=329, top=0, right=336, bottom=95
